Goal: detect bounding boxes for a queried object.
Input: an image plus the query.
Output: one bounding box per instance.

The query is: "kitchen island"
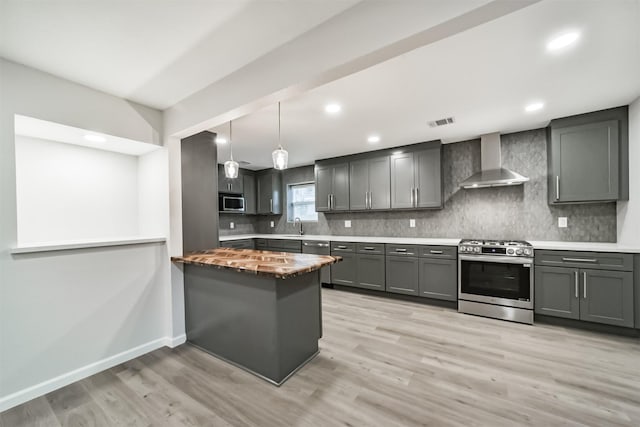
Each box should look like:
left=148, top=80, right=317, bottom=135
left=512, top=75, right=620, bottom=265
left=171, top=248, right=340, bottom=385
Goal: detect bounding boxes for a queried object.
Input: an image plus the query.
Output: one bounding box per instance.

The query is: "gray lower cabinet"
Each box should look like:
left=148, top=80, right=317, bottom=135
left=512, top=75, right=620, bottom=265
left=385, top=256, right=419, bottom=295
left=257, top=170, right=282, bottom=215
left=535, top=265, right=634, bottom=327
left=580, top=269, right=634, bottom=327
left=418, top=257, right=457, bottom=301
left=535, top=266, right=580, bottom=320
left=356, top=254, right=385, bottom=290
left=220, top=239, right=255, bottom=250
left=331, top=243, right=356, bottom=286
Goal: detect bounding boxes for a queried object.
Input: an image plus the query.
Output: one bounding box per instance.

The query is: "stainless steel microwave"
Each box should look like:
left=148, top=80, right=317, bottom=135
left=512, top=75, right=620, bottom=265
left=219, top=194, right=245, bottom=212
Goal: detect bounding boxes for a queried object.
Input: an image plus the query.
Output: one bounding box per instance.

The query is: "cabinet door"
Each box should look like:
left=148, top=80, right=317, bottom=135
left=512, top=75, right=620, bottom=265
left=368, top=156, right=391, bottom=210
left=256, top=172, right=272, bottom=214
left=390, top=152, right=415, bottom=209
left=580, top=269, right=634, bottom=327
left=315, top=164, right=332, bottom=212
left=356, top=254, right=385, bottom=291
left=349, top=159, right=369, bottom=210
left=331, top=252, right=356, bottom=286
left=385, top=256, right=419, bottom=295
left=414, top=148, right=442, bottom=208
left=551, top=120, right=619, bottom=203
left=418, top=258, right=456, bottom=301
left=534, top=266, right=580, bottom=320
left=242, top=172, right=256, bottom=215
left=332, top=163, right=350, bottom=211
left=217, top=165, right=229, bottom=192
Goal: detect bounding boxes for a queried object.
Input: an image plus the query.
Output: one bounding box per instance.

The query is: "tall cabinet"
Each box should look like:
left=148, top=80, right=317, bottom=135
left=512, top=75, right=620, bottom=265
left=256, top=170, right=283, bottom=215
left=390, top=145, right=442, bottom=209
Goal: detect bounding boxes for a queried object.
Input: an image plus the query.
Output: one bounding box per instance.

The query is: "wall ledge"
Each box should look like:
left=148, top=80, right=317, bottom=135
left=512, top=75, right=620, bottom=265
left=11, top=237, right=166, bottom=254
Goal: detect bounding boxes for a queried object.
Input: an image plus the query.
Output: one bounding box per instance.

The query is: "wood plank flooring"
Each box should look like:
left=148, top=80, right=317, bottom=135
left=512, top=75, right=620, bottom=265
left=3, top=287, right=640, bottom=426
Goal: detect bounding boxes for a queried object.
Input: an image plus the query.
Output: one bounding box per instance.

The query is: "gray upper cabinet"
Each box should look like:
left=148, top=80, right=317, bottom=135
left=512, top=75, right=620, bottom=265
left=256, top=170, right=282, bottom=215
left=349, top=156, right=391, bottom=210
left=217, top=164, right=244, bottom=193
left=548, top=106, right=628, bottom=204
left=580, top=269, right=634, bottom=328
left=242, top=171, right=256, bottom=215
left=390, top=145, right=442, bottom=209
left=535, top=266, right=580, bottom=320
left=315, top=162, right=349, bottom=212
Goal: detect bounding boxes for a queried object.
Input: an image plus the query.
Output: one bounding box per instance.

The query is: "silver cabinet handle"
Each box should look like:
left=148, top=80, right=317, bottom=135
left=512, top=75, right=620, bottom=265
left=331, top=194, right=335, bottom=210
left=574, top=271, right=578, bottom=298
left=430, top=250, right=443, bottom=254
left=363, top=246, right=375, bottom=250
left=583, top=271, right=587, bottom=299
left=395, top=248, right=407, bottom=252
left=415, top=187, right=419, bottom=206
left=410, top=188, right=414, bottom=207
left=327, top=194, right=331, bottom=210
left=336, top=245, right=347, bottom=249
left=368, top=191, right=372, bottom=209
left=562, top=258, right=597, bottom=263
left=269, top=198, right=273, bottom=213
left=556, top=176, right=560, bottom=200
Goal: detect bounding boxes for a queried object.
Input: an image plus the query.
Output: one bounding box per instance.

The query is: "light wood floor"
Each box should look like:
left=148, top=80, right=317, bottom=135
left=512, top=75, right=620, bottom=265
left=3, top=288, right=640, bottom=426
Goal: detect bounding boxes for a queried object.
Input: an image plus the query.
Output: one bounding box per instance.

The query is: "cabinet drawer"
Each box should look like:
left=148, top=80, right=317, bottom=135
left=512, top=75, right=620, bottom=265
left=418, top=245, right=457, bottom=259
left=535, top=250, right=633, bottom=271
left=268, top=239, right=301, bottom=253
left=255, top=239, right=268, bottom=249
left=386, top=244, right=419, bottom=256
left=331, top=242, right=356, bottom=253
left=221, top=239, right=254, bottom=249
left=357, top=242, right=385, bottom=255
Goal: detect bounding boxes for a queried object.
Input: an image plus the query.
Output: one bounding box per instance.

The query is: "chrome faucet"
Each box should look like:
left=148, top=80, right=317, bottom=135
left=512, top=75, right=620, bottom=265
left=293, top=217, right=304, bottom=235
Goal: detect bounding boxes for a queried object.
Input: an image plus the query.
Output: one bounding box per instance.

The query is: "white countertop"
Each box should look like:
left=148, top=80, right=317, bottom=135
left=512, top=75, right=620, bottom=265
left=219, top=234, right=640, bottom=253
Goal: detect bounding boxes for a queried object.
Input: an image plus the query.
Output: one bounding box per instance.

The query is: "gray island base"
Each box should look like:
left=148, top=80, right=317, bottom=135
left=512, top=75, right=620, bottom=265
left=184, top=264, right=322, bottom=385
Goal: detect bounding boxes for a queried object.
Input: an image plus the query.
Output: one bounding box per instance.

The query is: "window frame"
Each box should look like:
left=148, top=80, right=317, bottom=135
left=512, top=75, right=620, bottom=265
left=287, top=181, right=318, bottom=223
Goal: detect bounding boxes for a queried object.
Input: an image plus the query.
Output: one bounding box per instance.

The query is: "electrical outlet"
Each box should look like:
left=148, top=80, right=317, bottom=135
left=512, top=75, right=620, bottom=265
left=409, top=219, right=416, bottom=228
left=230, top=222, right=235, bottom=229
left=270, top=221, right=275, bottom=228
left=558, top=217, right=568, bottom=228
left=345, top=220, right=352, bottom=228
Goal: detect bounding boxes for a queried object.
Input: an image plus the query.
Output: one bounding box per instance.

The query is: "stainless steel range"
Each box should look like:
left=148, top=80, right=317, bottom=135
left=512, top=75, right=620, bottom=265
left=458, top=239, right=534, bottom=324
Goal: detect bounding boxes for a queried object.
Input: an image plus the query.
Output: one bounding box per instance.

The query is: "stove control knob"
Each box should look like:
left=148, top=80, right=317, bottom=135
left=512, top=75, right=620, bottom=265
left=507, top=248, right=515, bottom=255
left=474, top=247, right=481, bottom=253
left=524, top=248, right=532, bottom=256
left=516, top=249, right=523, bottom=255
left=460, top=247, right=466, bottom=252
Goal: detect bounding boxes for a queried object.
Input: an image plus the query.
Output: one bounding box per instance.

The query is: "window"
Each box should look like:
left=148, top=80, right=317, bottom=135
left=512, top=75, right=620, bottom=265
left=287, top=182, right=318, bottom=222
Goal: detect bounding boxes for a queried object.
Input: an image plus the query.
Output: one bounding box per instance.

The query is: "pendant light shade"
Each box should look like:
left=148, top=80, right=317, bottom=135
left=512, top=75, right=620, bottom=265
left=272, top=102, right=289, bottom=170
left=224, top=120, right=239, bottom=179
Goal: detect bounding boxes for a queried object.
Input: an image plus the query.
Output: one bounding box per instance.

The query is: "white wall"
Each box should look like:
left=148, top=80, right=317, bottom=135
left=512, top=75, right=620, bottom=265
left=15, top=135, right=139, bottom=244
left=617, top=97, right=640, bottom=244
left=0, top=58, right=174, bottom=411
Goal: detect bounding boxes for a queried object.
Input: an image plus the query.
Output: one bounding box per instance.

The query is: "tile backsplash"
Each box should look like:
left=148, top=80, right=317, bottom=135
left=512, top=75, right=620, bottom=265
left=221, top=128, right=616, bottom=242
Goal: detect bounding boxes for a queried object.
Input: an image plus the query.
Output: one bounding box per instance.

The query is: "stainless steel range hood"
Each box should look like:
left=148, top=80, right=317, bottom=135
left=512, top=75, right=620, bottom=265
left=459, top=132, right=529, bottom=189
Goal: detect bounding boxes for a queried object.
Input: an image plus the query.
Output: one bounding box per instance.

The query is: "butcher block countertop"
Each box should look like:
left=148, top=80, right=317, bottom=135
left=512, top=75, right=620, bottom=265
left=171, top=248, right=341, bottom=279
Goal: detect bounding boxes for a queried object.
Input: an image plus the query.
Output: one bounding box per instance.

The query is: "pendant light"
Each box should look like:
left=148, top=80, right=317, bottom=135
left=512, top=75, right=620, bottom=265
left=224, top=120, right=239, bottom=179
left=272, top=102, right=289, bottom=170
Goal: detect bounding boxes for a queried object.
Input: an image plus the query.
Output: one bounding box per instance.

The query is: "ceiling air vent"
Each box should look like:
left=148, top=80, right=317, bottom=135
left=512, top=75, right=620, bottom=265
left=428, top=117, right=455, bottom=127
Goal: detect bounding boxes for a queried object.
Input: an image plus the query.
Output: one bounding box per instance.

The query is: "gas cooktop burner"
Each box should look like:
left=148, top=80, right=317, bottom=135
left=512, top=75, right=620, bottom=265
left=459, top=239, right=533, bottom=257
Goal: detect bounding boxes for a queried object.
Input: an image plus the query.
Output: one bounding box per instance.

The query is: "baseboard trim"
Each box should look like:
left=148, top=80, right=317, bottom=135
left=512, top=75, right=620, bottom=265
left=165, top=334, right=186, bottom=348
left=0, top=335, right=184, bottom=413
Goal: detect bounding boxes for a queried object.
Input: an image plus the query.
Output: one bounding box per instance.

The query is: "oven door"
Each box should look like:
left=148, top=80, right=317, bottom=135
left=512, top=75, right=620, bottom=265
left=458, top=254, right=533, bottom=309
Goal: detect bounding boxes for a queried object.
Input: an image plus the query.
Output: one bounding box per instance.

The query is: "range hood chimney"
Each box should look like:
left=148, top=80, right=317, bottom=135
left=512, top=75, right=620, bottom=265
left=459, top=132, right=529, bottom=189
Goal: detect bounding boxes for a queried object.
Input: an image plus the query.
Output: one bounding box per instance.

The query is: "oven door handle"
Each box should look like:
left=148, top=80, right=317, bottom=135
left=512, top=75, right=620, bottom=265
left=458, top=254, right=532, bottom=265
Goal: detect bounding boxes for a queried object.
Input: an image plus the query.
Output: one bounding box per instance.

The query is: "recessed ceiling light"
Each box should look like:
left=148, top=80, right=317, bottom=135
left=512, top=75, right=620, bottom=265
left=525, top=102, right=544, bottom=113
left=325, top=103, right=341, bottom=114
left=547, top=31, right=580, bottom=51
left=215, top=137, right=227, bottom=144
left=367, top=135, right=380, bottom=144
left=84, top=134, right=106, bottom=143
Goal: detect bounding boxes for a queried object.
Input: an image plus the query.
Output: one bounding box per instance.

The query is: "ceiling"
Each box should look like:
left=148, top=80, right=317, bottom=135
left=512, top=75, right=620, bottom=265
left=210, top=0, right=640, bottom=170
left=0, top=0, right=358, bottom=109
